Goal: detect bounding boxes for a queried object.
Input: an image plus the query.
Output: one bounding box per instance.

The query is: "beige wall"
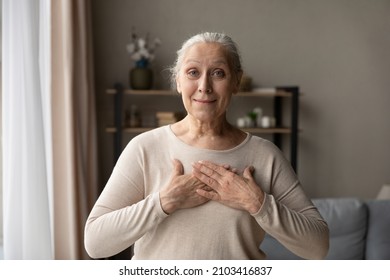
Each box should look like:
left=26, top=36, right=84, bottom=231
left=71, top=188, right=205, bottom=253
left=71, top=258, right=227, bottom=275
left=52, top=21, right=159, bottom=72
left=91, top=0, right=390, bottom=199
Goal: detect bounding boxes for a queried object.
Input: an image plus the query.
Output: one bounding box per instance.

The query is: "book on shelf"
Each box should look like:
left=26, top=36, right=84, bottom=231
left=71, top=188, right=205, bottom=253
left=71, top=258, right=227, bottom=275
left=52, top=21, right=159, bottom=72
left=252, top=87, right=277, bottom=94
left=155, top=111, right=185, bottom=127
left=155, top=111, right=184, bottom=119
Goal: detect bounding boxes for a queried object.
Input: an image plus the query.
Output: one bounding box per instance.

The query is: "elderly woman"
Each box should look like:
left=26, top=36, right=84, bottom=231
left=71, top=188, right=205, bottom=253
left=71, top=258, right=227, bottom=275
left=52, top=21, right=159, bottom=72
left=84, top=32, right=329, bottom=260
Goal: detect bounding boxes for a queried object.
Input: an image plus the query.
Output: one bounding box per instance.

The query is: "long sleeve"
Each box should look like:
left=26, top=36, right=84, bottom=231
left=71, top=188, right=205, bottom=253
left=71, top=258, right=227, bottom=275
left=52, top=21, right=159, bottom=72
left=251, top=141, right=329, bottom=259
left=254, top=193, right=329, bottom=259
left=84, top=136, right=168, bottom=259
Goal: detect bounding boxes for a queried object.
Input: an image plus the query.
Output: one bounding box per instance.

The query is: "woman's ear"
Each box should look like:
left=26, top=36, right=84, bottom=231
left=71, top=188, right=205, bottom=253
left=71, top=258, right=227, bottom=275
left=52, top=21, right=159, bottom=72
left=233, top=71, right=243, bottom=94
left=176, top=76, right=182, bottom=94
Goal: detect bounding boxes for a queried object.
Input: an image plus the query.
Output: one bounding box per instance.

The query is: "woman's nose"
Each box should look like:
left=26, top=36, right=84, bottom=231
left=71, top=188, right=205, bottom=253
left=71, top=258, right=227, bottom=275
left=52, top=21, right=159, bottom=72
left=198, top=74, right=212, bottom=93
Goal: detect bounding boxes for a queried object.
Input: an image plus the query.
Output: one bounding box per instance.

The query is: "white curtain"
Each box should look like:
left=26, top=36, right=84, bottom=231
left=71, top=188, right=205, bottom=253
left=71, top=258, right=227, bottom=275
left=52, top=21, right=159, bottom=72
left=2, top=0, right=98, bottom=259
left=2, top=0, right=53, bottom=259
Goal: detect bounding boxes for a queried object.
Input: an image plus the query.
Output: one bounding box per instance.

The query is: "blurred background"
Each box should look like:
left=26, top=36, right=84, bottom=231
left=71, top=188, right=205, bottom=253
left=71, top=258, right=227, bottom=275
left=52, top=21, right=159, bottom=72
left=92, top=0, right=390, bottom=199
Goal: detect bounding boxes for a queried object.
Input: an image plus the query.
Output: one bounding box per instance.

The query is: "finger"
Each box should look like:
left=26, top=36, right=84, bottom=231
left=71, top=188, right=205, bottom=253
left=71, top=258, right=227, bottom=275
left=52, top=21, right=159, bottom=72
left=243, top=166, right=254, bottom=178
left=222, top=164, right=239, bottom=174
left=196, top=188, right=220, bottom=201
left=171, top=159, right=184, bottom=177
left=195, top=161, right=228, bottom=178
left=231, top=167, right=239, bottom=174
left=192, top=167, right=220, bottom=190
left=222, top=164, right=231, bottom=170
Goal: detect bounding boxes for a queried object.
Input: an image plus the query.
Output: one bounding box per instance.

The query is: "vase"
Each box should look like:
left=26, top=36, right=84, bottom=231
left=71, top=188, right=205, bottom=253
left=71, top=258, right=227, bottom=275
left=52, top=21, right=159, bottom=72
left=129, top=67, right=153, bottom=90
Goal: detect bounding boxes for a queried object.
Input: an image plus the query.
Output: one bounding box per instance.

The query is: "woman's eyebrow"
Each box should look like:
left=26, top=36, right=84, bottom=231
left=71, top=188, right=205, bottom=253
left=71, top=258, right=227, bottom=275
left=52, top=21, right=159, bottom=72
left=184, top=58, right=228, bottom=66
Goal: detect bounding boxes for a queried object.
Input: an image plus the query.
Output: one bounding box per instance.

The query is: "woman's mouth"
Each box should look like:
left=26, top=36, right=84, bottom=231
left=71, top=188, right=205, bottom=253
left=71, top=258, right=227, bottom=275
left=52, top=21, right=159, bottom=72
left=193, top=99, right=217, bottom=104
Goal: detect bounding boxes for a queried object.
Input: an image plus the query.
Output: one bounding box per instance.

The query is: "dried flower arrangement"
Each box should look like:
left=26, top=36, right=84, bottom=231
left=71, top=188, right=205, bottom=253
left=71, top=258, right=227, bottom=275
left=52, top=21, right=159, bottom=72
left=126, top=29, right=161, bottom=68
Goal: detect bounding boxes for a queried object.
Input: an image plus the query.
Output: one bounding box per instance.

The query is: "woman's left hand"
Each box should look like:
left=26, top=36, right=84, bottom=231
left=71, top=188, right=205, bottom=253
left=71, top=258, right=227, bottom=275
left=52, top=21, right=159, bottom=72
left=192, top=161, right=264, bottom=214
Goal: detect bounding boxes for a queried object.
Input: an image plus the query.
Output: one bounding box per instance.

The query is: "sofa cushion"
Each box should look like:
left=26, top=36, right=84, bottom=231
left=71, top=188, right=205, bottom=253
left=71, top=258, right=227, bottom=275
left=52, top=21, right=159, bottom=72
left=313, top=198, right=368, bottom=259
left=260, top=198, right=368, bottom=259
left=365, top=200, right=390, bottom=259
left=260, top=234, right=303, bottom=260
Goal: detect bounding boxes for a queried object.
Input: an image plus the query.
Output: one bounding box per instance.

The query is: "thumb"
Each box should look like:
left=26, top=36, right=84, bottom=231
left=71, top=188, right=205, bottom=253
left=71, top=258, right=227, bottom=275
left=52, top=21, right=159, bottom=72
left=171, top=159, right=184, bottom=177
left=243, top=166, right=255, bottom=180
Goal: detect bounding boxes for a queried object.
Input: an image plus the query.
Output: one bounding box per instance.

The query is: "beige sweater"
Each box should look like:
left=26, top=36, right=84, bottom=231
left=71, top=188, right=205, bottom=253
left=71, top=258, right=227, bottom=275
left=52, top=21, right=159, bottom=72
left=84, top=126, right=328, bottom=259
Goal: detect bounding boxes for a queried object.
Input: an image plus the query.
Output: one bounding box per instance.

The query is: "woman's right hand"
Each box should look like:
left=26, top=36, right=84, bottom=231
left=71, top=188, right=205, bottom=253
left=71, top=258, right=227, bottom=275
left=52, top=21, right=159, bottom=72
left=159, top=159, right=210, bottom=214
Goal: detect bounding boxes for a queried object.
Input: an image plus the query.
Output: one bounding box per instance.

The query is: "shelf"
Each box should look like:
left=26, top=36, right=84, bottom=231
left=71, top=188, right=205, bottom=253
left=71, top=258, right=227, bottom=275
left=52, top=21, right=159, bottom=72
left=106, top=89, right=175, bottom=96
left=105, top=126, right=293, bottom=134
left=106, top=89, right=293, bottom=97
left=106, top=127, right=153, bottom=134
left=107, top=84, right=300, bottom=172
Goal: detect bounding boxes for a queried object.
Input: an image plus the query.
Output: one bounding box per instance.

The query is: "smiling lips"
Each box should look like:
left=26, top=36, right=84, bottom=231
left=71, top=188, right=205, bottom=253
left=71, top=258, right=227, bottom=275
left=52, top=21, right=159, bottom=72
left=194, top=98, right=216, bottom=104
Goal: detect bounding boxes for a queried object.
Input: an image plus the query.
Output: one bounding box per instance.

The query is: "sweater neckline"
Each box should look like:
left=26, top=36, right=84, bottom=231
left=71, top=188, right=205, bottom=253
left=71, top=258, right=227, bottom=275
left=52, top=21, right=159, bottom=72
left=166, top=125, right=251, bottom=153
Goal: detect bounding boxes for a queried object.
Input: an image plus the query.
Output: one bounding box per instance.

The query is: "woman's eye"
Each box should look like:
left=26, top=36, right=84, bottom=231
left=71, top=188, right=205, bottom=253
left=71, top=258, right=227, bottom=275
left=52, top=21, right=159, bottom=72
left=212, top=70, right=225, bottom=78
left=187, top=69, right=199, bottom=78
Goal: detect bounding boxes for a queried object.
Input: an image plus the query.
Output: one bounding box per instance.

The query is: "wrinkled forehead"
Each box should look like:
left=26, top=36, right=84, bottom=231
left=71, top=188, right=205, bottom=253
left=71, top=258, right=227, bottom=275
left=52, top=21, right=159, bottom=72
left=182, top=42, right=231, bottom=65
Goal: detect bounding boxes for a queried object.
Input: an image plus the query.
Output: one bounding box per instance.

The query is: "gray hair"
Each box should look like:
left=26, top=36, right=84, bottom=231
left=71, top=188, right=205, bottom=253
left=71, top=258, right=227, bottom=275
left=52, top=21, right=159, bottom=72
left=169, top=32, right=243, bottom=90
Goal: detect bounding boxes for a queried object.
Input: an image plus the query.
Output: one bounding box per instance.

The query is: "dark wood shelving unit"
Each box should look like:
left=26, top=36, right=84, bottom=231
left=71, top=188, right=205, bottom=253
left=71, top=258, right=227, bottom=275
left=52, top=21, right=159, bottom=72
left=107, top=84, right=300, bottom=171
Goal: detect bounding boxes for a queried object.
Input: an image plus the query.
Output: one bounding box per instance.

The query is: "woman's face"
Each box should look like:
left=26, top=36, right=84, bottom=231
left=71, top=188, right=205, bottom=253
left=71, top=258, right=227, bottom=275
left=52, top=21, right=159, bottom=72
left=176, top=42, right=241, bottom=123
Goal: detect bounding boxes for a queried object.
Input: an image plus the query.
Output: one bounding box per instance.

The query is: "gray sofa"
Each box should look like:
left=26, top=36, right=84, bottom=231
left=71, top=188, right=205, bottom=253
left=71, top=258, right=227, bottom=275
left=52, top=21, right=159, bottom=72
left=261, top=198, right=390, bottom=259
